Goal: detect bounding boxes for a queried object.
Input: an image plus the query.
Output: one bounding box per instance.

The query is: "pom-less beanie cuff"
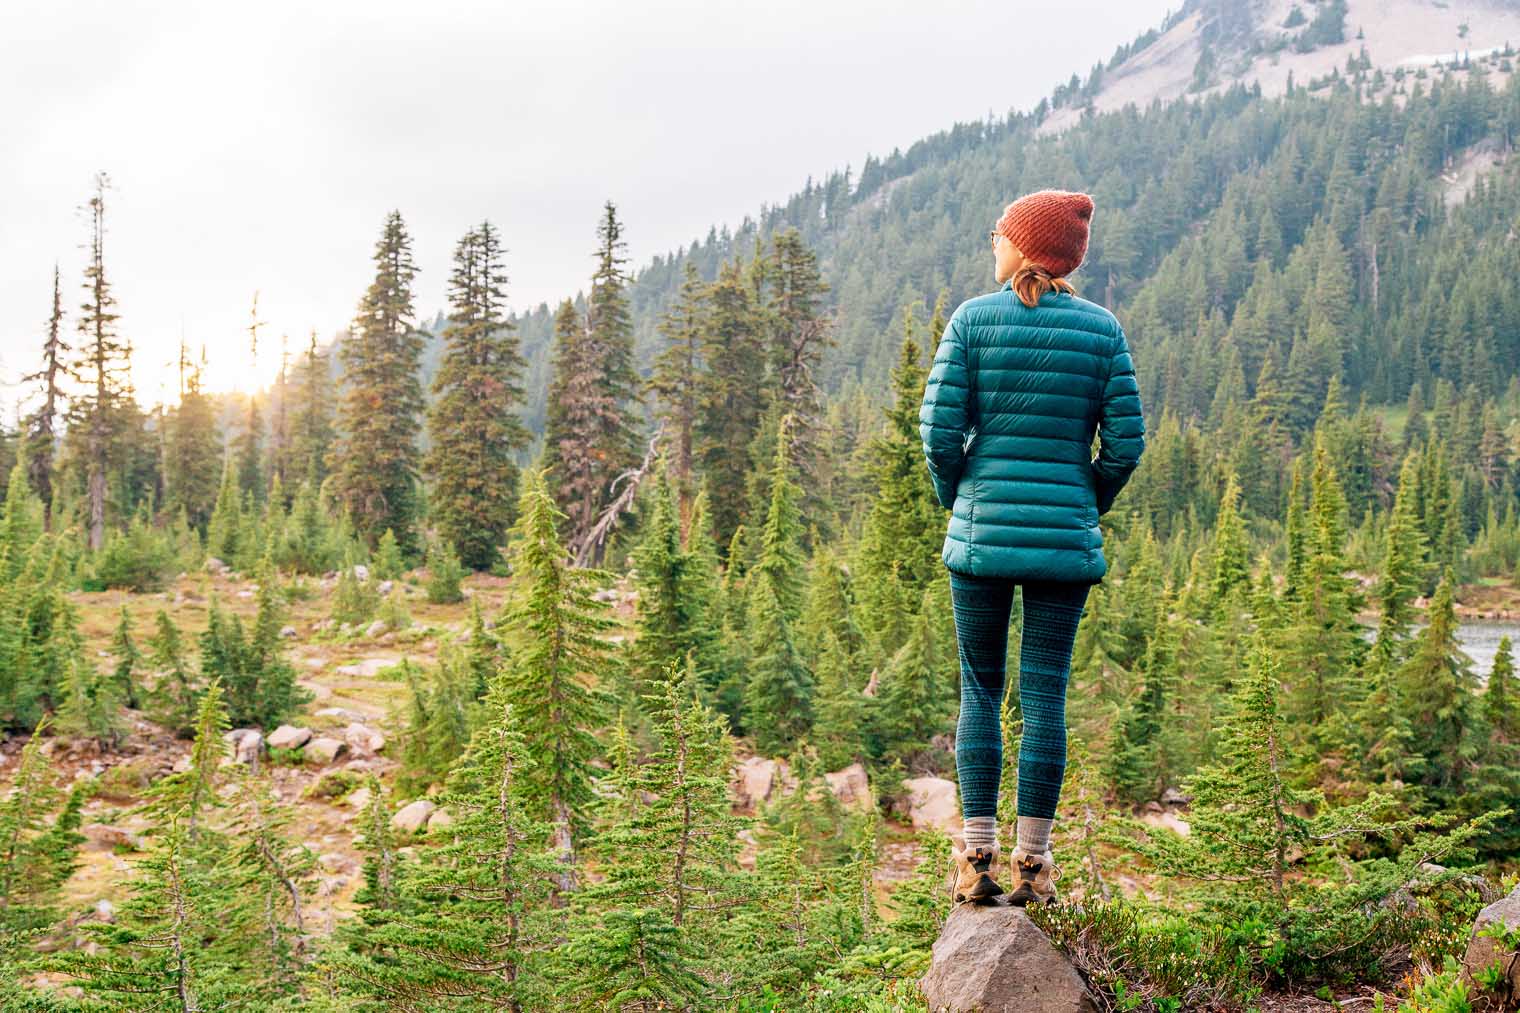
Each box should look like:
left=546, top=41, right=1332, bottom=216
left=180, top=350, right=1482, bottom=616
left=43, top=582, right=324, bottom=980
left=995, top=189, right=1095, bottom=278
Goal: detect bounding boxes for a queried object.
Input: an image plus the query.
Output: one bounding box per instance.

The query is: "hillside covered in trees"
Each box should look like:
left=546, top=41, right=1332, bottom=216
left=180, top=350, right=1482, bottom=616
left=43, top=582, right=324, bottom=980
left=3, top=0, right=1520, bottom=1009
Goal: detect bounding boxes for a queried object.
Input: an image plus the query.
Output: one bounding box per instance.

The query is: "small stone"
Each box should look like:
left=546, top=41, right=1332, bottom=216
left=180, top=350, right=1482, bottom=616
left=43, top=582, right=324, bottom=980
left=267, top=725, right=313, bottom=751
left=391, top=800, right=437, bottom=833
left=365, top=620, right=387, bottom=639
left=83, top=824, right=145, bottom=851
left=205, top=557, right=228, bottom=574
left=1160, top=786, right=1191, bottom=806
left=279, top=625, right=298, bottom=638
left=352, top=564, right=370, bottom=582
left=347, top=786, right=373, bottom=811
left=94, top=898, right=115, bottom=923
left=227, top=729, right=264, bottom=766
left=377, top=580, right=394, bottom=595
left=304, top=737, right=349, bottom=765
left=427, top=808, right=455, bottom=832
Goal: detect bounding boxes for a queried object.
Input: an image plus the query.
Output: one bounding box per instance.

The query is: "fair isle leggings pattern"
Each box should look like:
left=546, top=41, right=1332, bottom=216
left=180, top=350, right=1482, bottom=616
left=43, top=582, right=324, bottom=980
left=948, top=570, right=1091, bottom=822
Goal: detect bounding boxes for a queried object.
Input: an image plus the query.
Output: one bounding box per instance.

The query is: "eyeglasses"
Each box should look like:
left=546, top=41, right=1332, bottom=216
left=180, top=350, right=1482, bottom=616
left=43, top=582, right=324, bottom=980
left=989, top=230, right=1002, bottom=248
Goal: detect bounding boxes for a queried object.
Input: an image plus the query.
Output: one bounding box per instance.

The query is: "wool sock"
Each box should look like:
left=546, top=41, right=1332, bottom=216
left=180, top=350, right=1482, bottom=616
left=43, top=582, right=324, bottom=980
left=1016, top=816, right=1053, bottom=855
left=962, top=816, right=997, bottom=852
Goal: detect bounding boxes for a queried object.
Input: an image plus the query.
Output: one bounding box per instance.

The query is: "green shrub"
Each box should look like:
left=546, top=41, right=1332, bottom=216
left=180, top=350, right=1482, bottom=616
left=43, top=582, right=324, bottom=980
left=425, top=539, right=466, bottom=604
left=374, top=528, right=405, bottom=580
left=93, top=510, right=174, bottom=592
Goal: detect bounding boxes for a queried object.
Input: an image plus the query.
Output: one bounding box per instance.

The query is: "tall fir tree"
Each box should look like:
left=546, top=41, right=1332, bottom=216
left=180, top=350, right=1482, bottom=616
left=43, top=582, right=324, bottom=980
left=290, top=330, right=335, bottom=490
left=163, top=349, right=222, bottom=532
left=426, top=221, right=531, bottom=571
left=69, top=172, right=132, bottom=551
left=331, top=210, right=427, bottom=554
left=647, top=261, right=708, bottom=506
left=22, top=263, right=68, bottom=530
left=496, top=468, right=617, bottom=868
left=543, top=203, right=643, bottom=561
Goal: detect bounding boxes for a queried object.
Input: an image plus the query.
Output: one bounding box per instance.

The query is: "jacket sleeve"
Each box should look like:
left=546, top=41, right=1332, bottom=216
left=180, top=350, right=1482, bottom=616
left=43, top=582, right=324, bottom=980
left=1091, top=323, right=1145, bottom=516
left=919, top=311, right=972, bottom=511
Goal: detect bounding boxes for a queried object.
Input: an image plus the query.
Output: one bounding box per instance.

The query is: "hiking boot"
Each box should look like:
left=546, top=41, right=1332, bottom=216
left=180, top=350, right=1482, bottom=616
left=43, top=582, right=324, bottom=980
left=952, top=844, right=1004, bottom=904
left=1005, top=847, right=1060, bottom=907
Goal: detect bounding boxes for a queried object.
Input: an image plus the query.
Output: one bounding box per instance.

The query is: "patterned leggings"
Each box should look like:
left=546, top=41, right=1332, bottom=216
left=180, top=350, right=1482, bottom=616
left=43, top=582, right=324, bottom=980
left=949, top=570, right=1091, bottom=821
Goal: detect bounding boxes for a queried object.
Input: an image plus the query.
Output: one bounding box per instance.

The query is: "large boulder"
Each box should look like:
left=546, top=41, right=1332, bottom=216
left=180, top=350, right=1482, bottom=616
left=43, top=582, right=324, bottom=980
left=343, top=723, right=387, bottom=756
left=1462, top=883, right=1520, bottom=997
left=903, top=776, right=961, bottom=835
left=304, top=737, right=349, bottom=766
left=920, top=898, right=1097, bottom=1013
left=267, top=725, right=312, bottom=751
left=733, top=757, right=784, bottom=812
left=391, top=800, right=437, bottom=834
left=824, top=763, right=873, bottom=811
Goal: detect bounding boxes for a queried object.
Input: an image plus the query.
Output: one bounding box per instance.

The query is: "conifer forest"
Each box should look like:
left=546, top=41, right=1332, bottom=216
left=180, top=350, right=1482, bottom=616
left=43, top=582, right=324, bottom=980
left=6, top=2, right=1520, bottom=1010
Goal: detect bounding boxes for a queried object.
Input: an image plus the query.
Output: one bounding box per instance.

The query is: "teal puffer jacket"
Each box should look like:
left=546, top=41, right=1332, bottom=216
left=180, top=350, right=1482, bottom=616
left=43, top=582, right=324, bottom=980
left=918, top=283, right=1145, bottom=582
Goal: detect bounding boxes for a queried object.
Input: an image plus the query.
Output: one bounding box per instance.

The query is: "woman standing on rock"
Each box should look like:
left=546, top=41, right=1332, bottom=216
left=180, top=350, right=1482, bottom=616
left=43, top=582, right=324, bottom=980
left=919, top=189, right=1145, bottom=906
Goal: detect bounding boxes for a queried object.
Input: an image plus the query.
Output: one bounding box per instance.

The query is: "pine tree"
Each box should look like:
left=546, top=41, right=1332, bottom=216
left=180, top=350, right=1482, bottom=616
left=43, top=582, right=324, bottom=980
left=856, top=315, right=944, bottom=653
left=354, top=775, right=399, bottom=913
left=341, top=689, right=555, bottom=1010
left=146, top=609, right=200, bottom=737
left=332, top=210, right=427, bottom=554
left=762, top=228, right=834, bottom=504
left=69, top=172, right=132, bottom=551
left=1211, top=471, right=1251, bottom=609
left=290, top=331, right=335, bottom=489
left=1397, top=573, right=1480, bottom=797
left=0, top=458, right=43, bottom=581
left=163, top=350, right=222, bottom=533
left=1485, top=634, right=1518, bottom=741
left=424, top=537, right=466, bottom=604
left=742, top=419, right=814, bottom=751
left=373, top=528, right=404, bottom=580
left=227, top=774, right=317, bottom=996
left=561, top=662, right=742, bottom=1009
left=873, top=579, right=952, bottom=762
left=695, top=258, right=767, bottom=551
left=543, top=204, right=643, bottom=559
left=0, top=717, right=86, bottom=959
left=629, top=464, right=714, bottom=696
left=426, top=221, right=530, bottom=571
left=647, top=261, right=708, bottom=501
left=235, top=296, right=266, bottom=501
left=496, top=468, right=617, bottom=863
left=206, top=454, right=243, bottom=564
left=22, top=263, right=68, bottom=530
left=111, top=603, right=142, bottom=709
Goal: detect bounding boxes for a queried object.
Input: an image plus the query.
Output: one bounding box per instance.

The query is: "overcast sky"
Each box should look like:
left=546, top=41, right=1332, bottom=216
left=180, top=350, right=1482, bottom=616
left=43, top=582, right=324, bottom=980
left=1, top=0, right=1176, bottom=404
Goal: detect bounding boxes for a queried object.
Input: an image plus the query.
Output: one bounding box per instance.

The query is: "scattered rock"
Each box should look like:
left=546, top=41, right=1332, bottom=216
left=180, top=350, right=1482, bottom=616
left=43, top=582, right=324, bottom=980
left=824, top=763, right=873, bottom=810
left=733, top=756, right=784, bottom=811
left=1138, top=805, right=1191, bottom=837
left=592, top=588, right=618, bottom=603
left=920, top=897, right=1098, bottom=1013
left=391, top=800, right=437, bottom=834
left=318, top=852, right=354, bottom=874
left=304, top=737, right=349, bottom=765
left=364, top=619, right=388, bottom=639
left=312, top=619, right=336, bottom=633
left=267, top=725, right=313, bottom=751
left=94, top=899, right=115, bottom=924
left=427, top=809, right=455, bottom=833
left=236, top=589, right=254, bottom=600
left=83, top=824, right=145, bottom=852
left=347, top=786, right=373, bottom=811
left=1159, top=786, right=1191, bottom=806
left=352, top=564, right=370, bottom=582
left=902, top=776, right=961, bottom=834
left=279, top=625, right=298, bottom=638
left=226, top=729, right=264, bottom=766
left=316, top=707, right=364, bottom=722
left=377, top=580, right=394, bottom=595
left=343, top=723, right=386, bottom=756
left=1463, top=882, right=1520, bottom=996
left=205, top=557, right=228, bottom=574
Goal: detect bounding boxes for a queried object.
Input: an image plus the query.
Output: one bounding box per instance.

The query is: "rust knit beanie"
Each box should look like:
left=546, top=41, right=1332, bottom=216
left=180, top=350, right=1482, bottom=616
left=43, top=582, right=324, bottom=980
left=995, top=189, right=1095, bottom=278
